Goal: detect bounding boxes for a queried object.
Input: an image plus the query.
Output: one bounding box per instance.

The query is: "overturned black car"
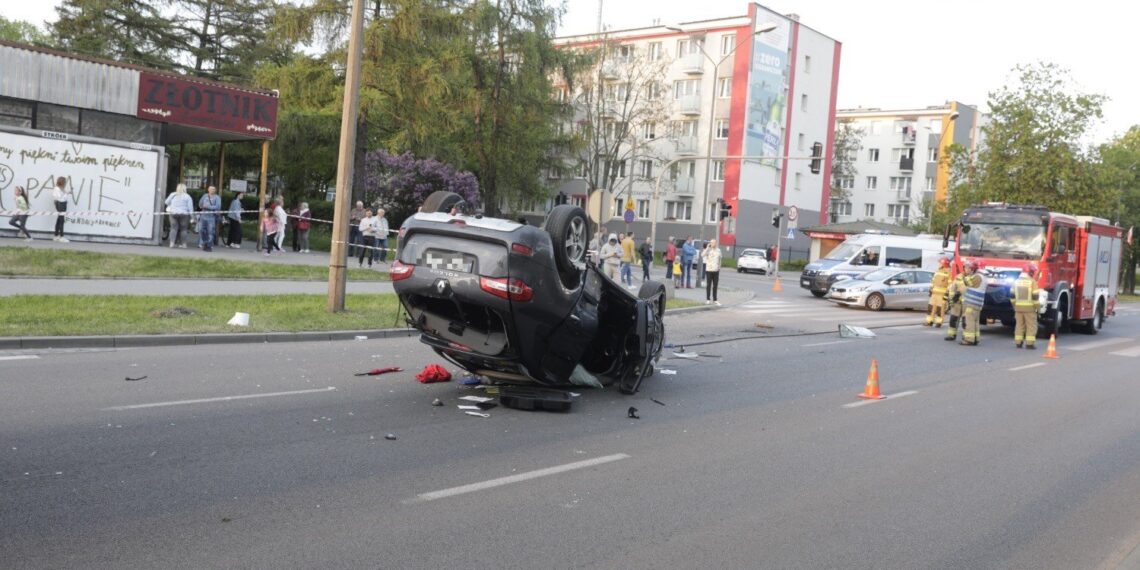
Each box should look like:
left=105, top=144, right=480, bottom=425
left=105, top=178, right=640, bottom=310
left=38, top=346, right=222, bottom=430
left=391, top=191, right=666, bottom=394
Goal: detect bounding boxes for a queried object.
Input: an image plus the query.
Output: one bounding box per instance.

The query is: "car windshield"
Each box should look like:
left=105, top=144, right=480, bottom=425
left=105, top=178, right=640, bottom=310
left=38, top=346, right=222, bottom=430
left=741, top=250, right=765, bottom=258
left=959, top=222, right=1045, bottom=260
left=858, top=268, right=897, bottom=282
left=825, top=243, right=863, bottom=261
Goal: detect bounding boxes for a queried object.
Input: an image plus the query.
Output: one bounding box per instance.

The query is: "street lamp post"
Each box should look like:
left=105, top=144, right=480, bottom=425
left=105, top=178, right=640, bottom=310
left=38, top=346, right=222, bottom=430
left=666, top=23, right=777, bottom=245
left=924, top=111, right=959, bottom=233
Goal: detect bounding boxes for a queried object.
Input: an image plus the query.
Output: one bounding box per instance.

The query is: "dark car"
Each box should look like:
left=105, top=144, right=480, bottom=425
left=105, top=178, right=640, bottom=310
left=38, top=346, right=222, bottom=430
left=391, top=191, right=666, bottom=394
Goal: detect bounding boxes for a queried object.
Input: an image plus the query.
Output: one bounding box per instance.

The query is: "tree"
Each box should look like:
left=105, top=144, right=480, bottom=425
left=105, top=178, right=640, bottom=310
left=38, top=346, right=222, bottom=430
left=0, top=16, right=50, bottom=45
left=828, top=119, right=862, bottom=221
left=167, top=0, right=293, bottom=83
left=1099, top=126, right=1140, bottom=293
left=51, top=0, right=180, bottom=70
left=362, top=149, right=479, bottom=226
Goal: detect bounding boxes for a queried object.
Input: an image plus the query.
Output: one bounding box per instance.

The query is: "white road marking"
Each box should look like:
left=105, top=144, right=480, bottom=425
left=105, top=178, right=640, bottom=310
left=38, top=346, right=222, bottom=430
left=408, top=453, right=631, bottom=503
left=1063, top=338, right=1133, bottom=351
left=802, top=340, right=853, bottom=347
left=1009, top=362, right=1047, bottom=371
left=746, top=308, right=838, bottom=316
left=842, top=390, right=919, bottom=408
left=811, top=316, right=920, bottom=326
left=0, top=355, right=40, bottom=361
left=1110, top=345, right=1140, bottom=358
left=103, top=387, right=338, bottom=411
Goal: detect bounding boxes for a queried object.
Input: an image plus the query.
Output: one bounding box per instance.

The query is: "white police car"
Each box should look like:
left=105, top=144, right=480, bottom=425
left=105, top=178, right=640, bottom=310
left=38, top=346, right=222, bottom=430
left=736, top=249, right=768, bottom=274
left=826, top=267, right=933, bottom=311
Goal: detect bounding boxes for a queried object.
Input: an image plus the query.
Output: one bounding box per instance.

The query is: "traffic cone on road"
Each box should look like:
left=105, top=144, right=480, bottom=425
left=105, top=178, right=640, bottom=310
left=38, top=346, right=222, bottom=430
left=772, top=278, right=783, bottom=293
left=857, top=359, right=886, bottom=400
left=1043, top=334, right=1059, bottom=359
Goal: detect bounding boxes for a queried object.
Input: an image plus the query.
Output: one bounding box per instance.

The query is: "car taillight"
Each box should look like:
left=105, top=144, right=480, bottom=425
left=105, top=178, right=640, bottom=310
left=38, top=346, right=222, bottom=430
left=511, top=243, right=533, bottom=256
left=479, top=276, right=534, bottom=302
left=390, top=260, right=415, bottom=281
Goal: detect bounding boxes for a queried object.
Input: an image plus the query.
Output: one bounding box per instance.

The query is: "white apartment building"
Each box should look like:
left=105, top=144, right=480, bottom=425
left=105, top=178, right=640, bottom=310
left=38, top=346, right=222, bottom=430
left=547, top=3, right=841, bottom=258
left=831, top=102, right=986, bottom=227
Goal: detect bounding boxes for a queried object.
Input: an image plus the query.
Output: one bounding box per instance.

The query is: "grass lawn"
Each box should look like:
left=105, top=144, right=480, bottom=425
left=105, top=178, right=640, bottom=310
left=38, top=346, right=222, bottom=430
left=668, top=298, right=704, bottom=310
left=0, top=294, right=402, bottom=336
left=0, top=247, right=387, bottom=281
left=1120, top=294, right=1140, bottom=303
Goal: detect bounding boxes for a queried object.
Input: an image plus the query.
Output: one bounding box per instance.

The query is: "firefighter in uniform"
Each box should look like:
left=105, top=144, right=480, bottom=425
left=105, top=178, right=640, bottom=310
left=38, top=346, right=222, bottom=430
left=944, top=268, right=967, bottom=341
left=959, top=260, right=984, bottom=346
left=1013, top=263, right=1041, bottom=349
left=925, top=257, right=952, bottom=327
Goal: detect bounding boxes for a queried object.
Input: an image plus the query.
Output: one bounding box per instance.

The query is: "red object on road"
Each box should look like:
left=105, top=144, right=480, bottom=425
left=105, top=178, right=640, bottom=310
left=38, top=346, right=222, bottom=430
left=415, top=364, right=452, bottom=383
left=355, top=367, right=403, bottom=377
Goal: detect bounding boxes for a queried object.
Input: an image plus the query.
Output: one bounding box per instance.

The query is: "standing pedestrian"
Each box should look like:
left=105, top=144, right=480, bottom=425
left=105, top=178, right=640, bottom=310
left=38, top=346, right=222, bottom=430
left=766, top=244, right=777, bottom=275
left=197, top=185, right=222, bottom=252
left=702, top=239, right=723, bottom=305
left=348, top=201, right=365, bottom=257
left=599, top=233, right=623, bottom=281
left=620, top=232, right=635, bottom=286
left=164, top=184, right=193, bottom=248
left=297, top=202, right=312, bottom=253
left=260, top=209, right=281, bottom=256
left=7, top=186, right=33, bottom=240
left=272, top=196, right=287, bottom=253
left=639, top=237, right=653, bottom=282
left=226, top=191, right=244, bottom=248
left=681, top=237, right=697, bottom=288
left=51, top=176, right=72, bottom=242
left=959, top=261, right=985, bottom=346
left=697, top=241, right=709, bottom=288
left=358, top=209, right=377, bottom=268
left=289, top=204, right=301, bottom=252
left=925, top=257, right=951, bottom=326
left=944, top=267, right=966, bottom=342
left=1013, top=263, right=1041, bottom=349
left=376, top=208, right=390, bottom=263
left=664, top=236, right=677, bottom=283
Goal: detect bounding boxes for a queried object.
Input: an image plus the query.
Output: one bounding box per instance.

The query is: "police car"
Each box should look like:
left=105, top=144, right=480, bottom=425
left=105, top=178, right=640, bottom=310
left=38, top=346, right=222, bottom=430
left=826, top=267, right=934, bottom=311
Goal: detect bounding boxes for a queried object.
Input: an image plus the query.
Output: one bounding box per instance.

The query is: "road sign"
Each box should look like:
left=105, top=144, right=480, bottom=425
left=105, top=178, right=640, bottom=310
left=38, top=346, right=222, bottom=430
left=624, top=209, right=635, bottom=223
left=786, top=229, right=795, bottom=240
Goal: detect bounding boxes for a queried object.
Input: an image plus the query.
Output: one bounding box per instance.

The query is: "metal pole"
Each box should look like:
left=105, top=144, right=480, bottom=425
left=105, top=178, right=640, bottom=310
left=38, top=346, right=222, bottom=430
left=698, top=52, right=718, bottom=244
left=774, top=205, right=783, bottom=279
left=326, top=0, right=366, bottom=313
left=258, top=140, right=269, bottom=248
left=217, top=142, right=226, bottom=189
left=177, top=143, right=185, bottom=184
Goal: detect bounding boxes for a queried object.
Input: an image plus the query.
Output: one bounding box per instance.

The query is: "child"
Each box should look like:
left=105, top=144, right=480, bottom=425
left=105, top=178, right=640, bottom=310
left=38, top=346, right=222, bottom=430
left=8, top=186, right=33, bottom=240
left=261, top=209, right=281, bottom=256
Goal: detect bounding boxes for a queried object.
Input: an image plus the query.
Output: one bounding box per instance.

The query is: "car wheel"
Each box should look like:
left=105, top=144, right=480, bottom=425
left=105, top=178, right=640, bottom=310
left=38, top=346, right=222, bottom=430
left=811, top=291, right=827, bottom=298
left=1078, top=299, right=1104, bottom=335
left=865, top=293, right=885, bottom=311
left=737, top=268, right=742, bottom=273
left=421, top=190, right=467, bottom=214
left=638, top=280, right=667, bottom=322
left=545, top=205, right=590, bottom=288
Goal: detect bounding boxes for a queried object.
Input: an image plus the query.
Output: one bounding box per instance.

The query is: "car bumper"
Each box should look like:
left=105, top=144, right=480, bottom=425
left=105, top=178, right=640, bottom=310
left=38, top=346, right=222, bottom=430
left=827, top=290, right=869, bottom=306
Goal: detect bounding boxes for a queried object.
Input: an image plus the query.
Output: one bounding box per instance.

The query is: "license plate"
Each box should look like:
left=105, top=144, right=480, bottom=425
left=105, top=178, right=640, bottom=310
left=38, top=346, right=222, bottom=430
left=422, top=249, right=476, bottom=273
left=801, top=280, right=810, bottom=286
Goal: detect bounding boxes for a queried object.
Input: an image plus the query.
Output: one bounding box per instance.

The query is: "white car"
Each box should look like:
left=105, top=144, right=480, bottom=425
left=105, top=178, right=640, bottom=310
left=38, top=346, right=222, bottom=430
left=826, top=267, right=934, bottom=311
left=736, top=249, right=768, bottom=274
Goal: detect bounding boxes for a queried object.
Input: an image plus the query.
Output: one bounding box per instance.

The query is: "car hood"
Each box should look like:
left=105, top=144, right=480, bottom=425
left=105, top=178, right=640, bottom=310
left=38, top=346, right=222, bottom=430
left=804, top=258, right=845, bottom=271
left=833, top=279, right=876, bottom=290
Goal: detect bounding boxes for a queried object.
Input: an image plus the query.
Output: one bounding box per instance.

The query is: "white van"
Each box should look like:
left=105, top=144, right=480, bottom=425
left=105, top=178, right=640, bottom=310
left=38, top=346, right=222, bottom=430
left=799, top=233, right=953, bottom=297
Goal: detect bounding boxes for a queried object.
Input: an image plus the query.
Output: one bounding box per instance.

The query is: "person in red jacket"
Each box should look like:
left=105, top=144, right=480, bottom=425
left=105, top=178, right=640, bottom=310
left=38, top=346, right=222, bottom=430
left=664, top=236, right=677, bottom=282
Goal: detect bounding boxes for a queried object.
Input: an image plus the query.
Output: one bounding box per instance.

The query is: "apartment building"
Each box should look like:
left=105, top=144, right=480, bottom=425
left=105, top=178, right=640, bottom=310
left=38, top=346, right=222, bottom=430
left=548, top=3, right=841, bottom=256
left=831, top=102, right=986, bottom=227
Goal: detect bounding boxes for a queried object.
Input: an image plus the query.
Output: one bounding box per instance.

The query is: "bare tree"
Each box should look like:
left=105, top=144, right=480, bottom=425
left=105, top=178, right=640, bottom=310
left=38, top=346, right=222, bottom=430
left=828, top=119, right=863, bottom=222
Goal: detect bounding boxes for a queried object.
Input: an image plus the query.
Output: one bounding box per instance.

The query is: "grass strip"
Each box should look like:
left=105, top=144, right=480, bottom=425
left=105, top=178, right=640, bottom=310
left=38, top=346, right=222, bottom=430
left=0, top=294, right=403, bottom=336
left=0, top=246, right=387, bottom=281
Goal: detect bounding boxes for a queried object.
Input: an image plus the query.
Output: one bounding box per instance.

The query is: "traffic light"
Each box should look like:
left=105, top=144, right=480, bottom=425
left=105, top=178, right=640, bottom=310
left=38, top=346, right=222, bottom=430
left=719, top=200, right=732, bottom=220
left=809, top=142, right=824, bottom=174
left=771, top=209, right=782, bottom=228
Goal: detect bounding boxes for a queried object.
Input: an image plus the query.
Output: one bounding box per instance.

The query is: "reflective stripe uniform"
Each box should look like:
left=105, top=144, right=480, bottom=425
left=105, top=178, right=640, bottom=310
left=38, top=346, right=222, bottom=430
left=944, top=274, right=966, bottom=340
left=925, top=267, right=951, bottom=326
left=960, top=272, right=984, bottom=345
left=1013, top=273, right=1040, bottom=347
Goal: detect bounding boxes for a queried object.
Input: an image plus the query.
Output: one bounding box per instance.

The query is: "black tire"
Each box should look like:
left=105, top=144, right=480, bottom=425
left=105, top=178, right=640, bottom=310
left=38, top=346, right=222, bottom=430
left=811, top=290, right=827, bottom=298
left=422, top=191, right=467, bottom=214
left=545, top=205, right=590, bottom=288
left=737, top=268, right=743, bottom=273
left=866, top=292, right=885, bottom=311
left=1077, top=299, right=1104, bottom=335
left=638, top=280, right=667, bottom=321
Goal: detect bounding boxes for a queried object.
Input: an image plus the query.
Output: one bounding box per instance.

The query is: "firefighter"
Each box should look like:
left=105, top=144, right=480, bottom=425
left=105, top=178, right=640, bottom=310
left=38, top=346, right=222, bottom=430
left=925, top=257, right=952, bottom=327
left=1013, top=263, right=1041, bottom=349
left=944, top=267, right=966, bottom=341
left=959, top=260, right=985, bottom=346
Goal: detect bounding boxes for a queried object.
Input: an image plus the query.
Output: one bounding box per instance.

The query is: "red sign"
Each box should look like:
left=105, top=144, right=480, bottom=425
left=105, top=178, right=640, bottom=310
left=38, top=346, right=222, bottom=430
left=136, top=72, right=278, bottom=139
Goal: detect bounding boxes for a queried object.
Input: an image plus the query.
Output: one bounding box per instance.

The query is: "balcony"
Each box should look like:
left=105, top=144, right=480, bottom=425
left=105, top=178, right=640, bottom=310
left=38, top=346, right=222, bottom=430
left=901, top=127, right=917, bottom=145
left=600, top=101, right=622, bottom=119
left=673, top=177, right=696, bottom=194
left=679, top=52, right=705, bottom=74
left=895, top=188, right=912, bottom=202
left=678, top=94, right=702, bottom=115
left=674, top=135, right=698, bottom=155
left=899, top=157, right=914, bottom=172
left=601, top=63, right=621, bottom=80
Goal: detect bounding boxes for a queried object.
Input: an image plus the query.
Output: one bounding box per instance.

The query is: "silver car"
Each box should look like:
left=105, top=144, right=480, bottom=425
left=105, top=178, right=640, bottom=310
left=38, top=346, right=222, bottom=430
left=826, top=267, right=934, bottom=311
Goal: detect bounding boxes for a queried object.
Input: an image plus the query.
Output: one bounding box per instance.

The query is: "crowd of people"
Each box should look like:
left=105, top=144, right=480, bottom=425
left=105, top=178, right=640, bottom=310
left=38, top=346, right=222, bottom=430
left=590, top=228, right=727, bottom=305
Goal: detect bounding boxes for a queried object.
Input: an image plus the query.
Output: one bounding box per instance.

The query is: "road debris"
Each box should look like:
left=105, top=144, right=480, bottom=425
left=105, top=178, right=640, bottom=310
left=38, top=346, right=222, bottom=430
left=627, top=406, right=640, bottom=419
left=499, top=387, right=573, bottom=412
left=415, top=364, right=451, bottom=383
left=465, top=411, right=491, bottom=418
left=458, top=405, right=482, bottom=411
left=226, top=312, right=250, bottom=327
left=355, top=367, right=402, bottom=376
left=431, top=398, right=444, bottom=407
left=659, top=369, right=677, bottom=375
left=124, top=375, right=148, bottom=382
left=839, top=324, right=876, bottom=338
left=459, top=395, right=494, bottom=403
left=650, top=399, right=666, bottom=406
left=457, top=374, right=482, bottom=385
left=384, top=433, right=398, bottom=440
left=672, top=351, right=700, bottom=359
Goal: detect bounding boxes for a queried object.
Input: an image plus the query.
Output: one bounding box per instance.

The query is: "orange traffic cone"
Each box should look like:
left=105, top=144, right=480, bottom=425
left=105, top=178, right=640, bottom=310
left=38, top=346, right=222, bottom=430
left=1043, top=334, right=1059, bottom=359
left=772, top=278, right=783, bottom=293
left=858, top=359, right=886, bottom=399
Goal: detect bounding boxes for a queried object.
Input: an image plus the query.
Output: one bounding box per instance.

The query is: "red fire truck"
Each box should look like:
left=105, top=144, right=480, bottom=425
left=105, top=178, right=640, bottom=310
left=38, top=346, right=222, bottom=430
left=944, top=203, right=1125, bottom=336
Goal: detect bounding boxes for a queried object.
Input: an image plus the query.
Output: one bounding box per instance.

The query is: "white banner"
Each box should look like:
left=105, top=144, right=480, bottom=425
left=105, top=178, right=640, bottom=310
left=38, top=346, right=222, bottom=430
left=0, top=131, right=161, bottom=238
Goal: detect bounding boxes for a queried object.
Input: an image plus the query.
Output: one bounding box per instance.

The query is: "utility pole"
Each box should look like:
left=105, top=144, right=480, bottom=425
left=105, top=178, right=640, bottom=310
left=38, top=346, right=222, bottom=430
left=326, top=0, right=365, bottom=312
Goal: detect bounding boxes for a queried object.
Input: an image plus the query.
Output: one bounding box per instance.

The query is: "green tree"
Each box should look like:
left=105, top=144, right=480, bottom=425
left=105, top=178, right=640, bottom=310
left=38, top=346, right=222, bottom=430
left=168, top=0, right=293, bottom=83
left=51, top=0, right=180, bottom=70
left=0, top=16, right=50, bottom=44
left=1099, top=127, right=1140, bottom=293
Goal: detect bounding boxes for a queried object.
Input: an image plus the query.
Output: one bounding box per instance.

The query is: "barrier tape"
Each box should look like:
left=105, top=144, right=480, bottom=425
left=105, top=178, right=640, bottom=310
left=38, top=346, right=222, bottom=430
left=0, top=208, right=397, bottom=234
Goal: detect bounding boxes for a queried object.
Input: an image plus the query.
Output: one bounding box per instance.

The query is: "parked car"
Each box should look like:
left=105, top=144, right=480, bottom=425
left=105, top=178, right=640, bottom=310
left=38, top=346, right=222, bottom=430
left=826, top=267, right=934, bottom=311
left=736, top=248, right=768, bottom=274
left=801, top=233, right=953, bottom=297
left=391, top=191, right=667, bottom=394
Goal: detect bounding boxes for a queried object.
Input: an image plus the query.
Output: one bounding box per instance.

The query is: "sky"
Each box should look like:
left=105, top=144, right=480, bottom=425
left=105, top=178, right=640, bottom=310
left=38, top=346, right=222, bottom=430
left=7, top=0, right=1138, bottom=144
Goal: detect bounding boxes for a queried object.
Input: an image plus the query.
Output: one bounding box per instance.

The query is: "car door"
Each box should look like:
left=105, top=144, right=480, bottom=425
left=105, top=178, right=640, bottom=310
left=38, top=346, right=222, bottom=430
left=909, top=271, right=934, bottom=309
left=883, top=270, right=915, bottom=309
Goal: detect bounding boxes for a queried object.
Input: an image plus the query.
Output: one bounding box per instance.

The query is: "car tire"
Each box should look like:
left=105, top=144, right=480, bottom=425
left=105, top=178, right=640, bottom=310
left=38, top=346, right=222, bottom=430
left=638, top=280, right=667, bottom=322
left=737, top=268, right=743, bottom=273
left=545, top=205, right=590, bottom=289
left=1077, top=299, right=1104, bottom=335
left=421, top=190, right=467, bottom=214
left=811, top=291, right=827, bottom=298
left=865, top=293, right=885, bottom=311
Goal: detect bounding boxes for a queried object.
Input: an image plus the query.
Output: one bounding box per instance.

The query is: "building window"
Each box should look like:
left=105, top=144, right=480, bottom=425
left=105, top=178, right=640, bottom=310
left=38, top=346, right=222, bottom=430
left=707, top=202, right=719, bottom=223
left=0, top=97, right=34, bottom=129
left=606, top=82, right=630, bottom=102
left=665, top=200, right=692, bottom=221
left=676, top=38, right=702, bottom=57
left=888, top=204, right=910, bottom=219
left=927, top=147, right=938, bottom=162
left=795, top=172, right=802, bottom=190
left=572, top=195, right=586, bottom=208
left=864, top=203, right=875, bottom=217
left=671, top=119, right=698, bottom=137
left=643, top=122, right=657, bottom=140
left=928, top=117, right=942, bottom=134
left=866, top=176, right=878, bottom=189
left=867, top=148, right=880, bottom=162
left=673, top=79, right=700, bottom=99
left=837, top=177, right=854, bottom=189
left=611, top=44, right=632, bottom=62
left=830, top=200, right=852, bottom=216
left=613, top=197, right=624, bottom=217
left=889, top=177, right=912, bottom=191
left=925, top=177, right=935, bottom=191
left=647, top=42, right=662, bottom=61
left=547, top=165, right=563, bottom=179
left=800, top=93, right=807, bottom=111
left=639, top=159, right=654, bottom=178
left=715, top=120, right=729, bottom=139
left=637, top=199, right=650, bottom=218
left=797, top=133, right=805, bottom=151
left=717, top=77, right=732, bottom=98
left=712, top=160, right=726, bottom=181
left=720, top=33, right=736, bottom=55
left=37, top=103, right=80, bottom=134
left=578, top=162, right=589, bottom=178
left=804, top=55, right=812, bottom=73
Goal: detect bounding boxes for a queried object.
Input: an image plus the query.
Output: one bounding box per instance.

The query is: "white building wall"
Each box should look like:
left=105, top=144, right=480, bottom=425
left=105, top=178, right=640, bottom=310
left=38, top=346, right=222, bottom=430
left=782, top=23, right=837, bottom=219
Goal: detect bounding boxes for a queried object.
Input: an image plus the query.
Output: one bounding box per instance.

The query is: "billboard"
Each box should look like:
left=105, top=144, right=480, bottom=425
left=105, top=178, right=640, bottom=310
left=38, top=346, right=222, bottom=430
left=744, top=17, right=791, bottom=165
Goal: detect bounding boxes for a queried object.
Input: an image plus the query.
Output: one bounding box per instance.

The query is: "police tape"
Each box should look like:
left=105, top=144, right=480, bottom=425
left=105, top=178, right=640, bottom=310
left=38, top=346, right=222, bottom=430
left=0, top=208, right=397, bottom=233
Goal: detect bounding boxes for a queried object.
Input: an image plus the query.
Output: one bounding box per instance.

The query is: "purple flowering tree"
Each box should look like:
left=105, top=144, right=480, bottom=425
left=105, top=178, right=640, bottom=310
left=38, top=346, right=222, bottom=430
left=362, top=150, right=480, bottom=225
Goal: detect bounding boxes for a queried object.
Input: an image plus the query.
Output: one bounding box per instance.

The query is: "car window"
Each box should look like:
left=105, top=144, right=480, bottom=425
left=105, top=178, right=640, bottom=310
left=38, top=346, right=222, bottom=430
left=852, top=246, right=881, bottom=266
left=885, top=247, right=922, bottom=267
left=914, top=271, right=933, bottom=284
left=861, top=268, right=895, bottom=281
left=889, top=271, right=913, bottom=285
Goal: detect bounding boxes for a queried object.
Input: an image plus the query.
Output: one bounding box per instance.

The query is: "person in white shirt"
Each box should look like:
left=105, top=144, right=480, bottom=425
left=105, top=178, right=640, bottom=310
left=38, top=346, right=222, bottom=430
left=598, top=233, right=623, bottom=281
left=358, top=209, right=378, bottom=268
left=376, top=208, right=390, bottom=263
left=701, top=239, right=723, bottom=305
left=51, top=176, right=72, bottom=242
left=164, top=184, right=195, bottom=248
left=272, top=196, right=288, bottom=252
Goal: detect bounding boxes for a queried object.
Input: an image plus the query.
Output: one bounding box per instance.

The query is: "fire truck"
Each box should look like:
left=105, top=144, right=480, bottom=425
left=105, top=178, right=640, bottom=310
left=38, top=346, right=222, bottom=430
left=944, top=203, right=1125, bottom=336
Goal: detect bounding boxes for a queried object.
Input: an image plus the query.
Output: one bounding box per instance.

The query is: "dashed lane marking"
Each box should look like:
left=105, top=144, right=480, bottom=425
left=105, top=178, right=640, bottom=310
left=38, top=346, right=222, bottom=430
left=0, top=355, right=40, bottom=362
left=1110, top=345, right=1140, bottom=358
left=1064, top=338, right=1133, bottom=352
left=406, top=453, right=631, bottom=503
left=1009, top=362, right=1047, bottom=371
left=103, top=387, right=338, bottom=411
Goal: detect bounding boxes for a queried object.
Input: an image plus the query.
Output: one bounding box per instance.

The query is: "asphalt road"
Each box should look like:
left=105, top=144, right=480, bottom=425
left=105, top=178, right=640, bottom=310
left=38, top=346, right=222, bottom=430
left=4, top=302, right=1140, bottom=569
